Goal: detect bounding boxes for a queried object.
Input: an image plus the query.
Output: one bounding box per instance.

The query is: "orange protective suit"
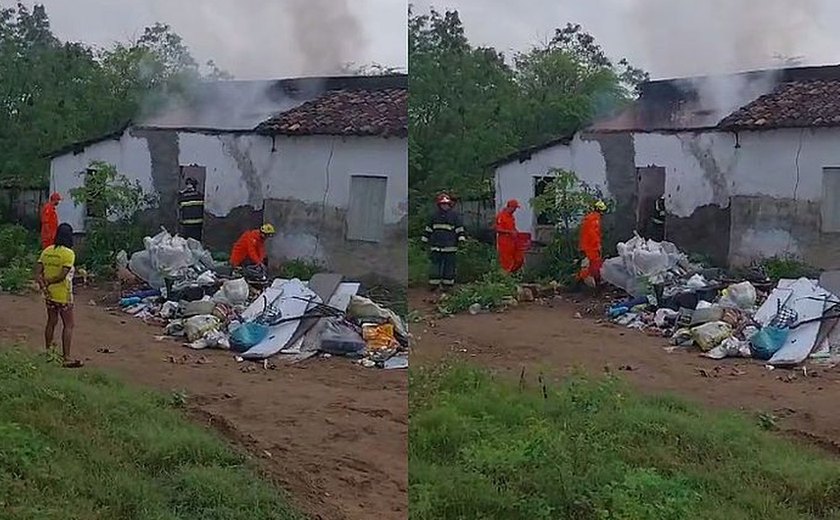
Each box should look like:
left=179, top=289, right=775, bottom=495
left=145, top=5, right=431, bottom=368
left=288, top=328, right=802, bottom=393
left=496, top=205, right=523, bottom=273
left=40, top=193, right=61, bottom=248
left=230, top=229, right=267, bottom=267
left=577, top=210, right=603, bottom=283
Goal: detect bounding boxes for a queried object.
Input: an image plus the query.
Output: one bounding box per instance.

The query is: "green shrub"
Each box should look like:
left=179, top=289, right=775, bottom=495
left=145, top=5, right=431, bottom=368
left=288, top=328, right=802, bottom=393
left=439, top=269, right=517, bottom=314
left=278, top=258, right=324, bottom=280
left=761, top=255, right=820, bottom=281
left=0, top=224, right=38, bottom=268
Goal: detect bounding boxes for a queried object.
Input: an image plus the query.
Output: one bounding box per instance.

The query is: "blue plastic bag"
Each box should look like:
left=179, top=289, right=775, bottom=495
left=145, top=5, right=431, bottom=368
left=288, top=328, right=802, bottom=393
left=749, top=326, right=789, bottom=361
left=229, top=322, right=269, bottom=353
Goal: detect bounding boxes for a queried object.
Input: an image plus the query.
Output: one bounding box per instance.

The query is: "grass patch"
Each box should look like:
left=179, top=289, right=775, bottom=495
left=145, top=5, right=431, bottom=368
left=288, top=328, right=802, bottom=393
left=0, top=348, right=304, bottom=520
left=438, top=270, right=518, bottom=314
left=409, top=363, right=840, bottom=519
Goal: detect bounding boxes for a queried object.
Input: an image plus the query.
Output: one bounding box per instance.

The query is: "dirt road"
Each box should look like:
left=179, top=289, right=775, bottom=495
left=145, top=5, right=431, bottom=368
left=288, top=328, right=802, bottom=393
left=411, top=291, right=840, bottom=452
left=0, top=291, right=407, bottom=520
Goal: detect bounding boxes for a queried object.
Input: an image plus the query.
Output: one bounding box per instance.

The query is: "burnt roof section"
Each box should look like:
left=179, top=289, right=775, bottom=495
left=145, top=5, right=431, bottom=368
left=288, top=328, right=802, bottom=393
left=256, top=85, right=407, bottom=137
left=719, top=79, right=840, bottom=130
left=139, top=73, right=407, bottom=132
left=590, top=63, right=840, bottom=133
left=46, top=74, right=407, bottom=158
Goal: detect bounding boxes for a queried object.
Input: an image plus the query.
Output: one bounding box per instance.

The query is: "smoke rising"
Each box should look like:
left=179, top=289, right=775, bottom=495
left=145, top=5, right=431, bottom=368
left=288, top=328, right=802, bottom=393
left=288, top=0, right=368, bottom=75
left=626, top=0, right=825, bottom=121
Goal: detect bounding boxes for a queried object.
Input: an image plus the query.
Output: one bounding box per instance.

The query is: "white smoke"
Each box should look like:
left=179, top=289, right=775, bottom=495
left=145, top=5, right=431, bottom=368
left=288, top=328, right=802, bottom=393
left=625, top=0, right=827, bottom=120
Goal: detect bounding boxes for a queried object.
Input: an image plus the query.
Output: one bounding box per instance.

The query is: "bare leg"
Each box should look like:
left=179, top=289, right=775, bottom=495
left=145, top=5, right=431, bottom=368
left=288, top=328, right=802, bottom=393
left=59, top=306, right=75, bottom=362
left=45, top=305, right=59, bottom=351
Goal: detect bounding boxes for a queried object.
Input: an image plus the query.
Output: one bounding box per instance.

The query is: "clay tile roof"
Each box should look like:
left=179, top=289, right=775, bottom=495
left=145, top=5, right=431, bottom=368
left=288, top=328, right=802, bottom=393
left=257, top=87, right=407, bottom=137
left=720, top=80, right=840, bottom=130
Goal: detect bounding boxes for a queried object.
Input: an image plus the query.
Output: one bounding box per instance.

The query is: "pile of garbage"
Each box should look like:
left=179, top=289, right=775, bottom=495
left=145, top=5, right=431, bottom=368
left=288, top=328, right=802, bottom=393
left=114, top=229, right=409, bottom=370
left=602, top=234, right=840, bottom=367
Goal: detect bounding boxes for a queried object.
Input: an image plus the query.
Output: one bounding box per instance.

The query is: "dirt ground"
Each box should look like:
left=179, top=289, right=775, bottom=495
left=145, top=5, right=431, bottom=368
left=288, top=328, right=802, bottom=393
left=0, top=290, right=408, bottom=520
left=410, top=290, right=840, bottom=453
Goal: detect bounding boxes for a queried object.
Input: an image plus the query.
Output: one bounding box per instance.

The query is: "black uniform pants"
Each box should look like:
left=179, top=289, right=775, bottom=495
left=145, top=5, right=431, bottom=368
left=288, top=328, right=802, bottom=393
left=181, top=223, right=203, bottom=241
left=429, top=251, right=456, bottom=287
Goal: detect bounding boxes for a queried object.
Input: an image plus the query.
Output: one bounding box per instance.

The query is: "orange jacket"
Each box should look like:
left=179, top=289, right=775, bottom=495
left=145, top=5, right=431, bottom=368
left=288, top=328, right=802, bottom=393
left=495, top=210, right=523, bottom=273
left=579, top=211, right=602, bottom=255
left=230, top=229, right=266, bottom=267
left=40, top=202, right=58, bottom=248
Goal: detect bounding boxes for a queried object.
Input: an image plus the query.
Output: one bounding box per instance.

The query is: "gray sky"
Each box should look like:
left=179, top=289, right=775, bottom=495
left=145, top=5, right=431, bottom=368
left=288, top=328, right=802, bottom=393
left=20, top=0, right=407, bottom=79
left=413, top=0, right=840, bottom=79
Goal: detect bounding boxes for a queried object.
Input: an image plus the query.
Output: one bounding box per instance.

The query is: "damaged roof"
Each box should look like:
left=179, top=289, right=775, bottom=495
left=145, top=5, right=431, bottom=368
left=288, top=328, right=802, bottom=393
left=492, top=63, right=840, bottom=168
left=590, top=63, right=840, bottom=133
left=256, top=87, right=408, bottom=137
left=719, top=80, right=840, bottom=130
left=47, top=73, right=407, bottom=158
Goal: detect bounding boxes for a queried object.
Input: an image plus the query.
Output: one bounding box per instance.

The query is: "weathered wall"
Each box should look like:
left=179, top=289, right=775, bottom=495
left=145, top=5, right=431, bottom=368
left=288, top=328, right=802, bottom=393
left=51, top=130, right=407, bottom=282
left=494, top=134, right=607, bottom=235
left=50, top=131, right=154, bottom=232
left=494, top=125, right=840, bottom=267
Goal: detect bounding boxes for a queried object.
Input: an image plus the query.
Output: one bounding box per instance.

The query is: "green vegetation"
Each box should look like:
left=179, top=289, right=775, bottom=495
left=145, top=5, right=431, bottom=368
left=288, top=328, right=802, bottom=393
left=69, top=161, right=156, bottom=274
left=409, top=6, right=646, bottom=226
left=277, top=258, right=325, bottom=281
left=0, top=348, right=303, bottom=519
left=438, top=270, right=518, bottom=314
left=0, top=224, right=38, bottom=292
left=0, top=4, right=230, bottom=187
left=760, top=255, right=821, bottom=282
left=410, top=363, right=840, bottom=520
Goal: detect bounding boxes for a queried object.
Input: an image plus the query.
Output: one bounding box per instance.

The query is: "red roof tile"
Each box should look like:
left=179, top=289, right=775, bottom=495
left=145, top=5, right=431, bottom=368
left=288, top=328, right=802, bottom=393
left=257, top=88, right=407, bottom=137
left=720, top=80, right=840, bottom=130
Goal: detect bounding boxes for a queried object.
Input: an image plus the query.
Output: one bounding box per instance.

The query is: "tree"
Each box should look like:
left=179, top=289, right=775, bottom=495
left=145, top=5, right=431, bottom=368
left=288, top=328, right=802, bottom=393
left=0, top=6, right=231, bottom=187
left=408, top=6, right=648, bottom=239
left=68, top=161, right=155, bottom=271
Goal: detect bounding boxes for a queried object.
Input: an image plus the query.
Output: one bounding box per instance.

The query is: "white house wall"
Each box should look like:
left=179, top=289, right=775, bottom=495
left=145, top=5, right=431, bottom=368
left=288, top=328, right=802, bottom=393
left=495, top=135, right=607, bottom=234
left=494, top=126, right=840, bottom=268
left=50, top=131, right=152, bottom=232
left=50, top=130, right=407, bottom=281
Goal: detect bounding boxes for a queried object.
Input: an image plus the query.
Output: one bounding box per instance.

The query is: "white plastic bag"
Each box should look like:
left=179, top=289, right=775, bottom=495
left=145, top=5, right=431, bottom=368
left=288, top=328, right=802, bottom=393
left=184, top=315, right=221, bottom=342
left=223, top=278, right=249, bottom=305
left=719, top=281, right=757, bottom=310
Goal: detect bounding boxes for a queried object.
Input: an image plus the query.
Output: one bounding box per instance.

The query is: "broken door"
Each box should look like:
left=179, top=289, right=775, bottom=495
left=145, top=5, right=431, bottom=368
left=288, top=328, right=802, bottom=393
left=636, top=165, right=665, bottom=234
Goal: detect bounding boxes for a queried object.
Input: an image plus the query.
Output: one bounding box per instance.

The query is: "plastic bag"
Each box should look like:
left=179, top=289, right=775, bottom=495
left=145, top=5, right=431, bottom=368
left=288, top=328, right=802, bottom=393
left=221, top=278, right=249, bottom=305
left=704, top=337, right=751, bottom=360
left=691, top=321, right=733, bottom=351
left=719, top=281, right=757, bottom=310
left=362, top=323, right=399, bottom=351
left=184, top=315, right=221, bottom=342
left=320, top=319, right=366, bottom=356
left=750, top=326, right=790, bottom=360
left=229, top=322, right=269, bottom=352
left=188, top=329, right=231, bottom=350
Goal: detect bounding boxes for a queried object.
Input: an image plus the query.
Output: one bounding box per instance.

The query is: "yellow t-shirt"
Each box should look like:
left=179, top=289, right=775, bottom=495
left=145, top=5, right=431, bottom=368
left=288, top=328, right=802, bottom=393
left=38, top=246, right=75, bottom=304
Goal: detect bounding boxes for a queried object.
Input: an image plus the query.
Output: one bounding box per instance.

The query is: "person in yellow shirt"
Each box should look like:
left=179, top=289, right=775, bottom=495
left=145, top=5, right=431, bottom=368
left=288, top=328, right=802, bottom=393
left=36, top=223, right=80, bottom=368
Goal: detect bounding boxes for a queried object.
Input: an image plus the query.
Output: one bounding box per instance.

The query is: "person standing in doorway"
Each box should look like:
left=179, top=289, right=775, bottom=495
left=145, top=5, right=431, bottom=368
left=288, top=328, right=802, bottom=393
left=648, top=196, right=666, bottom=241
left=577, top=200, right=607, bottom=287
left=496, top=199, right=524, bottom=274
left=40, top=192, right=61, bottom=248
left=36, top=223, right=81, bottom=368
left=178, top=178, right=204, bottom=241
left=421, top=193, right=466, bottom=291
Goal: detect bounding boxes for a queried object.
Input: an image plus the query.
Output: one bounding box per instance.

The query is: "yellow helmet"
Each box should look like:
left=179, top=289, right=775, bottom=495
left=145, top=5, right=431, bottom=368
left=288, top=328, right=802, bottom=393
left=260, top=223, right=276, bottom=235
left=594, top=200, right=607, bottom=212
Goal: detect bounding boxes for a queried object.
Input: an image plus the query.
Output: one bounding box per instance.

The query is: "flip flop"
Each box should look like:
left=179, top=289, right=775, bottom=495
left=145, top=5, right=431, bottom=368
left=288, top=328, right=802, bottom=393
left=62, top=360, right=84, bottom=369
